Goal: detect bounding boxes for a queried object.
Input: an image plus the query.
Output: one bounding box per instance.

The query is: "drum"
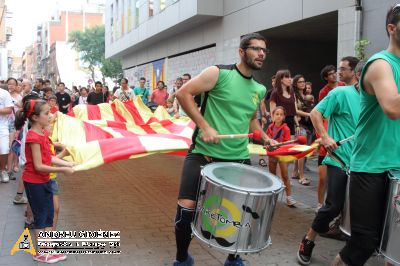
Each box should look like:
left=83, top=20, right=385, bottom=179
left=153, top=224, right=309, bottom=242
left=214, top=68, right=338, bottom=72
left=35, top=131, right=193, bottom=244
left=379, top=171, right=400, bottom=265
left=191, top=162, right=283, bottom=254
left=340, top=174, right=351, bottom=236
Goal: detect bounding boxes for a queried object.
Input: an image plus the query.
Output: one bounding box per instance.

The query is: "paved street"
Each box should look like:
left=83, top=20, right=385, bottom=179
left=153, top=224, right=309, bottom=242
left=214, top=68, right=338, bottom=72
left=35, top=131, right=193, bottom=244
left=0, top=154, right=384, bottom=265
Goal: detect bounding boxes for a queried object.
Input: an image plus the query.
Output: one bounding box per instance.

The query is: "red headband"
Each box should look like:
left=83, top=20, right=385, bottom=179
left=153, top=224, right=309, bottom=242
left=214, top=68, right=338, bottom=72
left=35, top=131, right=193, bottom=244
left=26, top=100, right=36, bottom=118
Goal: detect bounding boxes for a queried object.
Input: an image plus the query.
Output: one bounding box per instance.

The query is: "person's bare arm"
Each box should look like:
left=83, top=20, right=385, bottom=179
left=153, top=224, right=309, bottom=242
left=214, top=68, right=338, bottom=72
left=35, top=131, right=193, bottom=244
left=0, top=106, right=12, bottom=115
left=364, top=59, right=400, bottom=119
left=310, top=108, right=337, bottom=152
left=175, top=66, right=219, bottom=143
left=30, top=143, right=74, bottom=175
left=269, top=100, right=276, bottom=114
left=51, top=156, right=75, bottom=167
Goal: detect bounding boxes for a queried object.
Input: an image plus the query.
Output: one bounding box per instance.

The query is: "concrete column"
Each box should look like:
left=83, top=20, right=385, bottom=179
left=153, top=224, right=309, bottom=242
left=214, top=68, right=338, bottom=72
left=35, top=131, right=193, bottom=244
left=337, top=6, right=360, bottom=64
left=153, top=0, right=161, bottom=15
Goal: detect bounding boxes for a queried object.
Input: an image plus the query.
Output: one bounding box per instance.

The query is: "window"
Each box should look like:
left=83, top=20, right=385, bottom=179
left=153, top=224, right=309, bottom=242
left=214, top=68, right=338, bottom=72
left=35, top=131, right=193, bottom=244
left=135, top=0, right=139, bottom=28
left=149, top=0, right=154, bottom=17
left=110, top=3, right=114, bottom=42
left=160, top=0, right=166, bottom=11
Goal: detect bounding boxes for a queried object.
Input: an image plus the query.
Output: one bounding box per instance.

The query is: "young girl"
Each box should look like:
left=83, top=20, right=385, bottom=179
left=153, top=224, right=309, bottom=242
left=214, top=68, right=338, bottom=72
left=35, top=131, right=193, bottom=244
left=15, top=99, right=75, bottom=263
left=48, top=96, right=59, bottom=114
left=267, top=106, right=297, bottom=206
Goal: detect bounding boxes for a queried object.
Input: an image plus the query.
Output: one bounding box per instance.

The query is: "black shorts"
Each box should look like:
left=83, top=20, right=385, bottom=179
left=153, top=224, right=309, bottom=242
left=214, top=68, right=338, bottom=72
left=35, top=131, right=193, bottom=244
left=178, top=149, right=251, bottom=201
left=24, top=181, right=54, bottom=229
left=318, top=155, right=325, bottom=166
left=340, top=171, right=389, bottom=266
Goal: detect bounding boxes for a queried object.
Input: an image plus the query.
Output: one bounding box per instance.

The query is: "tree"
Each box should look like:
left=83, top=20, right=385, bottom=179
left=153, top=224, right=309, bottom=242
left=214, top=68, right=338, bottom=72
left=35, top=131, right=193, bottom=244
left=69, top=25, right=123, bottom=83
left=354, top=38, right=371, bottom=60
left=100, top=56, right=123, bottom=83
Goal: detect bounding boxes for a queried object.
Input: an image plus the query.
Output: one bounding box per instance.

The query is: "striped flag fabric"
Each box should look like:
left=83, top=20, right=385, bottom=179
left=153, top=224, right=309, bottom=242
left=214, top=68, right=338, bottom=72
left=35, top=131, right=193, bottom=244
left=52, top=97, right=318, bottom=170
left=52, top=98, right=195, bottom=171
left=248, top=143, right=318, bottom=162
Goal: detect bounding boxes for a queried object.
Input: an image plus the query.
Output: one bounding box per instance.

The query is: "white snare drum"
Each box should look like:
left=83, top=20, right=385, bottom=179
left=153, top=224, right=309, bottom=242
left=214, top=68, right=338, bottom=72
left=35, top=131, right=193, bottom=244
left=191, top=162, right=283, bottom=254
left=380, top=171, right=400, bottom=265
left=340, top=174, right=351, bottom=236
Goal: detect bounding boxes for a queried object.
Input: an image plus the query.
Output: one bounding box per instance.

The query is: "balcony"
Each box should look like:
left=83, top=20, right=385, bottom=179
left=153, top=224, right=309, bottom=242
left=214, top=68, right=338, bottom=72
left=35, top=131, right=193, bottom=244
left=106, top=0, right=223, bottom=58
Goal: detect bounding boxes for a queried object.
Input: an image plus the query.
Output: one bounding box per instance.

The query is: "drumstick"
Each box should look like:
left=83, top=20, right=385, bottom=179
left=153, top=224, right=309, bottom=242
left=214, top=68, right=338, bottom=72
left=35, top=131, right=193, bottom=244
left=315, top=135, right=354, bottom=146
left=217, top=130, right=262, bottom=140
left=337, top=135, right=354, bottom=146
left=269, top=135, right=307, bottom=148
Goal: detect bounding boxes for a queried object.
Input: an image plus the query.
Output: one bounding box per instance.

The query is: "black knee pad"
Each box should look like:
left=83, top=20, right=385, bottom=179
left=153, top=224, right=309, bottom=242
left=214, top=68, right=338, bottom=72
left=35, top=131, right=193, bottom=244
left=175, top=204, right=195, bottom=231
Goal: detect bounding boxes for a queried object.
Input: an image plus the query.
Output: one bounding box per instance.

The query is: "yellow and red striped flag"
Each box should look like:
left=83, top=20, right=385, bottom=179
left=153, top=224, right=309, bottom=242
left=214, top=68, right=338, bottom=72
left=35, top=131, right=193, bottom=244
left=248, top=143, right=318, bottom=162
left=52, top=98, right=195, bottom=171
left=52, top=97, right=318, bottom=170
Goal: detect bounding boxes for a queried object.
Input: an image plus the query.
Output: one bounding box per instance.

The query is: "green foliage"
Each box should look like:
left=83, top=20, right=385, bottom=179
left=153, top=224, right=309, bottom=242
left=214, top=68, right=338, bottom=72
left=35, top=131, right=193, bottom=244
left=100, top=56, right=123, bottom=82
left=354, top=39, right=371, bottom=60
left=69, top=25, right=123, bottom=82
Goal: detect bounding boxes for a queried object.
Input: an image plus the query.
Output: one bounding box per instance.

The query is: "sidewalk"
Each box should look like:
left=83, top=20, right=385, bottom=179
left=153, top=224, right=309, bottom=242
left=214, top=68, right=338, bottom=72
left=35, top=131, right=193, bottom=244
left=0, top=154, right=383, bottom=265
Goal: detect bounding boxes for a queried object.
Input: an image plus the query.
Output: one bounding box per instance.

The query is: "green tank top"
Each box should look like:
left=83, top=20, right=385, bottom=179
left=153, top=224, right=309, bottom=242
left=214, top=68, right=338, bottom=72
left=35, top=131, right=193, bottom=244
left=350, top=50, right=400, bottom=173
left=192, top=64, right=266, bottom=160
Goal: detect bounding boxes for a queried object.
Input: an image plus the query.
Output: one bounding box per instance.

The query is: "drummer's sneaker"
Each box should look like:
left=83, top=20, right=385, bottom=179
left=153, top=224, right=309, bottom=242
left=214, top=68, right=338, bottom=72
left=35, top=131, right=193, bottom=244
left=224, top=255, right=244, bottom=266
left=173, top=254, right=194, bottom=266
left=297, top=236, right=315, bottom=265
left=286, top=196, right=297, bottom=206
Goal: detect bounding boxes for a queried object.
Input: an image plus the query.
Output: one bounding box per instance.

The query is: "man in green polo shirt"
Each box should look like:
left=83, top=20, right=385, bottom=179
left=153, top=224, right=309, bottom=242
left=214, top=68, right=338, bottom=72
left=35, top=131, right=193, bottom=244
left=172, top=33, right=277, bottom=266
left=296, top=58, right=363, bottom=265
left=332, top=6, right=400, bottom=266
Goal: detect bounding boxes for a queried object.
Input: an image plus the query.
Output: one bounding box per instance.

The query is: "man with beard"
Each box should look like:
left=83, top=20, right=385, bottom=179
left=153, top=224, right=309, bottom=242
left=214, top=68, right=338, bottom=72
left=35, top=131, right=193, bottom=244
left=172, top=33, right=277, bottom=266
left=33, top=78, right=44, bottom=98
left=332, top=5, right=400, bottom=266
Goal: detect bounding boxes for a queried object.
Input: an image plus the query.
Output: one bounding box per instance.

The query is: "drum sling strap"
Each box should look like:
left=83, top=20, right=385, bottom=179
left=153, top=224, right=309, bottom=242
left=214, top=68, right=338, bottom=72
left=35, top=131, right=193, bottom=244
left=191, top=91, right=209, bottom=148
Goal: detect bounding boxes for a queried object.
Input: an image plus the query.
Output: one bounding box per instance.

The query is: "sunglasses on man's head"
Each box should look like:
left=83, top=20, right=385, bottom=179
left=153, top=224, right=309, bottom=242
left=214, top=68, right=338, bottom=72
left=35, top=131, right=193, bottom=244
left=392, top=4, right=400, bottom=16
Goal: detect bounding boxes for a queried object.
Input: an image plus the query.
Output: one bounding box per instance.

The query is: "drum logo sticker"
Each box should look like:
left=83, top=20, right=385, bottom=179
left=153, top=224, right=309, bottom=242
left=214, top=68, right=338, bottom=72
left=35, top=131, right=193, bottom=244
left=199, top=195, right=256, bottom=247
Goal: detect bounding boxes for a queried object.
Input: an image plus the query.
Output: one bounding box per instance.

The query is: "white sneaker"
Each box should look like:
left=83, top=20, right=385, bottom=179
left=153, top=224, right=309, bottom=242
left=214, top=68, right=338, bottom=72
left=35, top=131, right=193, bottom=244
left=1, top=171, right=9, bottom=183
left=286, top=196, right=297, bottom=206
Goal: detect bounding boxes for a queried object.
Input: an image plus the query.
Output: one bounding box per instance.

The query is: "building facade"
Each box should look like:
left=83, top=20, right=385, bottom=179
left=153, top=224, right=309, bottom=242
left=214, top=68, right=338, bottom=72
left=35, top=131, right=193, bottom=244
left=0, top=0, right=9, bottom=80
left=35, top=10, right=104, bottom=82
left=105, top=0, right=397, bottom=94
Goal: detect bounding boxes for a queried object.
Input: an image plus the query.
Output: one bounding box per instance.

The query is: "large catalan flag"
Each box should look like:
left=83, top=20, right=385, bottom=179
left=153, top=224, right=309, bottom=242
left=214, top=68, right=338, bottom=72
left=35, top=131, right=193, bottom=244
left=53, top=98, right=318, bottom=171
left=52, top=97, right=195, bottom=171
left=248, top=143, right=318, bottom=162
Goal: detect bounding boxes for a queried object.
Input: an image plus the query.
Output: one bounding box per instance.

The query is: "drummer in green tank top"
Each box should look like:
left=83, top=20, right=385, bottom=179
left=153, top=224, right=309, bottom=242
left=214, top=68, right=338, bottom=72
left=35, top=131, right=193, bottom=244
left=333, top=5, right=400, bottom=266
left=171, top=33, right=278, bottom=266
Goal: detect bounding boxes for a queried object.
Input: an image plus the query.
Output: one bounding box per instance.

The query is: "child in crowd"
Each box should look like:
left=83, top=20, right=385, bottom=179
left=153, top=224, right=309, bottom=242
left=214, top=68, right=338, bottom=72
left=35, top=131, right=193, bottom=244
left=43, top=88, right=53, bottom=101
left=267, top=106, right=297, bottom=206
left=166, top=98, right=175, bottom=116
left=305, top=81, right=313, bottom=95
left=14, top=99, right=75, bottom=263
left=48, top=96, right=59, bottom=114
left=78, top=87, right=88, bottom=105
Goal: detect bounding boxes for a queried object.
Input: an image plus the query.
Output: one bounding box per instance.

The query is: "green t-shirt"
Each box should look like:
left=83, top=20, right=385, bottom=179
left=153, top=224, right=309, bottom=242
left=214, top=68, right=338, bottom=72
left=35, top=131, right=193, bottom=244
left=315, top=85, right=360, bottom=168
left=192, top=64, right=266, bottom=160
left=350, top=50, right=400, bottom=173
left=133, top=87, right=150, bottom=104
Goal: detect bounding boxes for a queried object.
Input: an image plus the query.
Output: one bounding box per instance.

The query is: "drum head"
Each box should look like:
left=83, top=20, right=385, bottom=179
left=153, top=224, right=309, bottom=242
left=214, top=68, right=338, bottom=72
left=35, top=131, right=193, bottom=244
left=389, top=170, right=400, bottom=180
left=202, top=162, right=282, bottom=193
